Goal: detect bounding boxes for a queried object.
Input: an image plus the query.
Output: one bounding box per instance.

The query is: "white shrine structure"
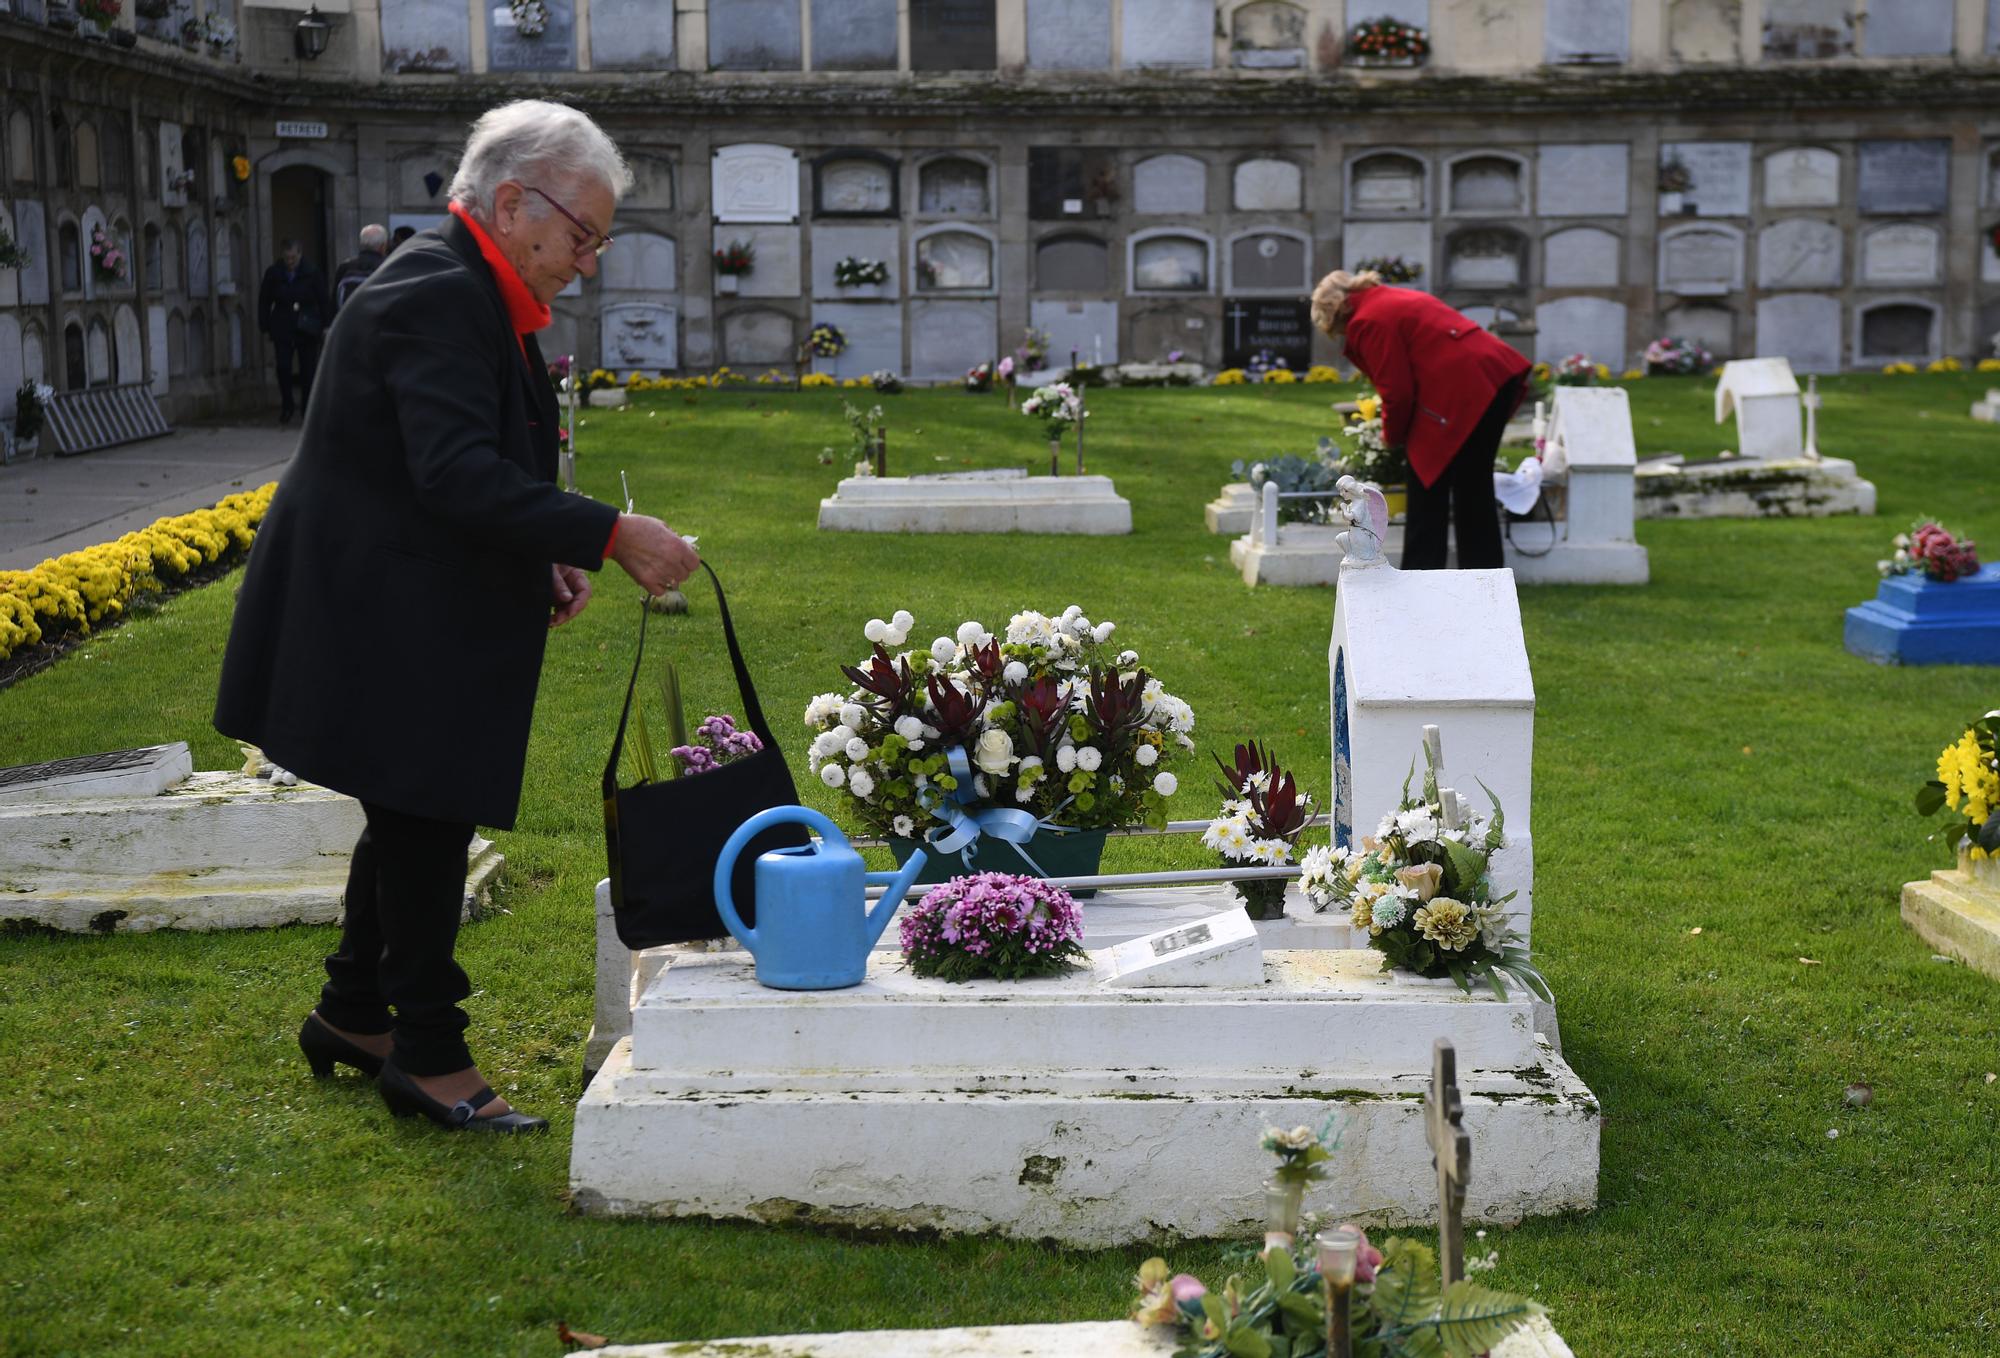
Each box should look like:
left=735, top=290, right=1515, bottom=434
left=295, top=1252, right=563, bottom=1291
left=571, top=518, right=1599, bottom=1244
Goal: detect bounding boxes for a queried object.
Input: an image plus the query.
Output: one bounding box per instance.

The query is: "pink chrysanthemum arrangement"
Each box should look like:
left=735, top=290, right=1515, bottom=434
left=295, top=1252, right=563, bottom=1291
left=898, top=872, right=1087, bottom=983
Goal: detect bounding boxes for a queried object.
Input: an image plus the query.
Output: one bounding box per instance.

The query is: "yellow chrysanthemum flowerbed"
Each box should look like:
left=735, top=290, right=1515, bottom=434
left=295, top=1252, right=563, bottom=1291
left=0, top=483, right=277, bottom=665
left=1303, top=365, right=1342, bottom=383
left=1212, top=369, right=1249, bottom=386
left=1919, top=713, right=2000, bottom=864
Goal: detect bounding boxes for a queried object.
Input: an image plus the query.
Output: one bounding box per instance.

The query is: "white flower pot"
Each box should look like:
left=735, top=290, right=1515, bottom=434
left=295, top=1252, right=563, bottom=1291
left=587, top=389, right=628, bottom=409
left=717, top=274, right=741, bottom=295
left=838, top=282, right=885, bottom=300
left=1963, top=843, right=2000, bottom=888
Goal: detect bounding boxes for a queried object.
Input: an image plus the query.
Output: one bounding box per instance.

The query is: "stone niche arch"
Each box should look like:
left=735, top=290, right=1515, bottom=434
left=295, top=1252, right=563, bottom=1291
left=601, top=231, right=678, bottom=294
left=87, top=316, right=113, bottom=385
left=1133, top=154, right=1207, bottom=216
left=79, top=206, right=110, bottom=300
left=626, top=154, right=676, bottom=211
left=1858, top=222, right=1941, bottom=286
left=1229, top=1, right=1308, bottom=68
left=8, top=108, right=35, bottom=183
left=101, top=119, right=129, bottom=192
left=1034, top=232, right=1111, bottom=293
left=187, top=307, right=208, bottom=375
left=1855, top=298, right=1940, bottom=364
left=1232, top=156, right=1303, bottom=212
left=0, top=201, right=15, bottom=309
left=115, top=304, right=143, bottom=383
left=22, top=320, right=46, bottom=384
left=63, top=317, right=86, bottom=391
left=58, top=219, right=82, bottom=295
left=186, top=220, right=210, bottom=297
left=75, top=121, right=100, bottom=191
left=1446, top=152, right=1527, bottom=215
left=1346, top=150, right=1428, bottom=218
left=813, top=149, right=898, bottom=218
left=143, top=223, right=163, bottom=290
left=719, top=305, right=796, bottom=367
left=913, top=224, right=996, bottom=293
left=915, top=154, right=993, bottom=218
left=1542, top=226, right=1620, bottom=288
left=1445, top=225, right=1528, bottom=290
left=1225, top=227, right=1311, bottom=294
left=1656, top=221, right=1744, bottom=296
left=1128, top=228, right=1214, bottom=294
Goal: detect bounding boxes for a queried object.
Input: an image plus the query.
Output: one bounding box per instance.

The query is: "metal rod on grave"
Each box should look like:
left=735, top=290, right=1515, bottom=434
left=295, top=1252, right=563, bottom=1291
left=1075, top=391, right=1086, bottom=475
left=562, top=353, right=578, bottom=492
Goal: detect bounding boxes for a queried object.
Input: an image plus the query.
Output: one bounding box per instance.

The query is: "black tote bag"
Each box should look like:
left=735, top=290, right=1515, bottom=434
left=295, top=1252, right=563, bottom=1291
left=602, top=563, right=809, bottom=949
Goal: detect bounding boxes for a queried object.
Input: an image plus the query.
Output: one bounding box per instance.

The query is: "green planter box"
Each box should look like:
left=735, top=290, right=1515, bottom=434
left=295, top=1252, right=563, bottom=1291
left=889, top=828, right=1109, bottom=899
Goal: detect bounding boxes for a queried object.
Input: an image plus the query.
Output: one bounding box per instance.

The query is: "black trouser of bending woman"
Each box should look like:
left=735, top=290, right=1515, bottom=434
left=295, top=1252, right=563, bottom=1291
left=1401, top=376, right=1525, bottom=571
left=315, top=802, right=477, bottom=1076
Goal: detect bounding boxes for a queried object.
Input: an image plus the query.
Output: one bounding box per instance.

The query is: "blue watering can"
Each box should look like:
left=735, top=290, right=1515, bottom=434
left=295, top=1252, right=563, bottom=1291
left=712, top=805, right=928, bottom=990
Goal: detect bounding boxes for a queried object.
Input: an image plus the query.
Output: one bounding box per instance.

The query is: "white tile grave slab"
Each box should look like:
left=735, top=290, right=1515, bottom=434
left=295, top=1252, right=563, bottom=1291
left=1860, top=223, right=1941, bottom=286
left=15, top=200, right=47, bottom=306
left=600, top=303, right=679, bottom=372
left=1121, top=0, right=1211, bottom=66
left=819, top=473, right=1131, bottom=534
left=810, top=223, right=902, bottom=300
left=1030, top=299, right=1118, bottom=368
left=1755, top=293, right=1842, bottom=374
left=1133, top=154, right=1206, bottom=215
left=1534, top=296, right=1626, bottom=367
left=1536, top=144, right=1628, bottom=218
left=711, top=223, right=800, bottom=297
left=712, top=144, right=800, bottom=224
left=812, top=302, right=901, bottom=379
left=1233, top=158, right=1303, bottom=212
left=1027, top=0, right=1111, bottom=69
left=1763, top=147, right=1840, bottom=208
left=1542, top=227, right=1620, bottom=288
left=1659, top=141, right=1751, bottom=218
left=908, top=298, right=997, bottom=379
left=1757, top=218, right=1842, bottom=289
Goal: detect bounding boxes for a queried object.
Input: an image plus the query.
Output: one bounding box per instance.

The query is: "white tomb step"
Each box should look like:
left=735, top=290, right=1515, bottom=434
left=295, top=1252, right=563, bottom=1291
left=578, top=1313, right=1576, bottom=1357
left=627, top=950, right=1543, bottom=1081
left=817, top=474, right=1132, bottom=534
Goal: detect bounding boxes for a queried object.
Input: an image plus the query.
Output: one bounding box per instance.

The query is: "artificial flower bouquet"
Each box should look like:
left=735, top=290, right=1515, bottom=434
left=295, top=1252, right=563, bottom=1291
left=1131, top=1126, right=1541, bottom=1358
left=671, top=713, right=763, bottom=778
left=713, top=239, right=756, bottom=276
left=1015, top=327, right=1051, bottom=371
left=1916, top=711, right=1999, bottom=864
left=1880, top=519, right=1981, bottom=583
left=1021, top=382, right=1086, bottom=442
left=898, top=872, right=1088, bottom=982
left=1354, top=254, right=1424, bottom=285
left=1643, top=334, right=1714, bottom=376
left=833, top=256, right=890, bottom=288
left=964, top=361, right=995, bottom=393
left=1345, top=16, right=1431, bottom=64
left=1337, top=392, right=1411, bottom=487
left=808, top=323, right=847, bottom=358
left=88, top=225, right=127, bottom=283
left=1205, top=742, right=1318, bottom=919
left=1551, top=353, right=1605, bottom=386
left=1299, top=744, right=1549, bottom=1000
left=804, top=607, right=1195, bottom=858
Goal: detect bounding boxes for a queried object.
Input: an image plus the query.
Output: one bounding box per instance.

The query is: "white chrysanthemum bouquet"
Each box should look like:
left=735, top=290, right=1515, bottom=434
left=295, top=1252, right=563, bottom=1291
left=803, top=606, right=1194, bottom=841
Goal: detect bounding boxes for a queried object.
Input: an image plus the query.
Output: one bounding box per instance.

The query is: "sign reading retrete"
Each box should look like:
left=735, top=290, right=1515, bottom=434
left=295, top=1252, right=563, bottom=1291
left=274, top=120, right=329, bottom=140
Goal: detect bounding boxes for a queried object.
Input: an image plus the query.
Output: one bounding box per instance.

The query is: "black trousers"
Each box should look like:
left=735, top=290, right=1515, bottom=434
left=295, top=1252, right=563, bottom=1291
left=271, top=333, right=322, bottom=417
left=316, top=802, right=477, bottom=1076
left=1401, top=377, right=1524, bottom=571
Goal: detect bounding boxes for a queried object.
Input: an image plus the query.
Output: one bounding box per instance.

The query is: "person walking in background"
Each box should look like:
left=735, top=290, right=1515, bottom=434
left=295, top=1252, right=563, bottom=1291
left=216, top=100, right=698, bottom=1135
left=258, top=239, right=328, bottom=425
left=1311, top=269, right=1531, bottom=571
left=331, top=223, right=389, bottom=317
left=389, top=225, right=417, bottom=253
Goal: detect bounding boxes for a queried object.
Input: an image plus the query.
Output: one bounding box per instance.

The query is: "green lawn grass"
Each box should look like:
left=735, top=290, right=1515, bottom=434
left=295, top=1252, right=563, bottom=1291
left=2, top=374, right=1996, bottom=1357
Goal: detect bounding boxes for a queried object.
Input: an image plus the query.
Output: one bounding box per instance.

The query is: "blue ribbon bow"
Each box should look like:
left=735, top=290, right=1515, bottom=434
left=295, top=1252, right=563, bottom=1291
left=925, top=743, right=1074, bottom=875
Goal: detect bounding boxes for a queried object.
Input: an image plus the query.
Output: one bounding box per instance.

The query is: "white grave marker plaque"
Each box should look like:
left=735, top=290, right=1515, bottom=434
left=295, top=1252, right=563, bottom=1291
left=1097, top=907, right=1264, bottom=988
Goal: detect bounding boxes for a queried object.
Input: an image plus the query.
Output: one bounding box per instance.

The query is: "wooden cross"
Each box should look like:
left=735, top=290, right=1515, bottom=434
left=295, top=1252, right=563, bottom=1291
left=1439, top=787, right=1463, bottom=833
left=1422, top=724, right=1444, bottom=781
left=1427, top=1038, right=1471, bottom=1286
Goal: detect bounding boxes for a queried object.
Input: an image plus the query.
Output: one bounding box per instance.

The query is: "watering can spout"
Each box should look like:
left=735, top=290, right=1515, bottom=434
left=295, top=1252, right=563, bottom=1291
left=864, top=848, right=929, bottom=948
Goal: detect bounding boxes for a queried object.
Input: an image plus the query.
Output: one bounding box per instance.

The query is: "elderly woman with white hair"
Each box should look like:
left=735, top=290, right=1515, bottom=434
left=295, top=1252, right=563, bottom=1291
left=1311, top=269, right=1531, bottom=570
left=217, top=100, right=699, bottom=1133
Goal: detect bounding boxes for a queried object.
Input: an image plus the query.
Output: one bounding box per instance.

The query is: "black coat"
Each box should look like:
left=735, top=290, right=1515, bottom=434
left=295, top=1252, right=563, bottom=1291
left=258, top=260, right=328, bottom=342
left=216, top=217, right=619, bottom=829
left=330, top=248, right=385, bottom=315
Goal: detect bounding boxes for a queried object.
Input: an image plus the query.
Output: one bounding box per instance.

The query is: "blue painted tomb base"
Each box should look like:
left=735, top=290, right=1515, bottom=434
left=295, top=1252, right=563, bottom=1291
left=1844, top=565, right=2000, bottom=666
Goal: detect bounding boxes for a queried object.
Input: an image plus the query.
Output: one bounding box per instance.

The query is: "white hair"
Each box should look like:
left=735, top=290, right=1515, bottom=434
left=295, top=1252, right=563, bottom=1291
left=447, top=100, right=633, bottom=220
left=358, top=223, right=388, bottom=251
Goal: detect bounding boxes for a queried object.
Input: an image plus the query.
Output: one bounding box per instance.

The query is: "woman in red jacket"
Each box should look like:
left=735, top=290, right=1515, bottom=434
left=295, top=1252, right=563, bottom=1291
left=1311, top=270, right=1531, bottom=570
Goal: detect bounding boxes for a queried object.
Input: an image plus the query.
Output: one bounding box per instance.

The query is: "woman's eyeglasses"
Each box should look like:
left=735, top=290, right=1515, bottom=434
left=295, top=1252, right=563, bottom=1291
left=527, top=186, right=613, bottom=259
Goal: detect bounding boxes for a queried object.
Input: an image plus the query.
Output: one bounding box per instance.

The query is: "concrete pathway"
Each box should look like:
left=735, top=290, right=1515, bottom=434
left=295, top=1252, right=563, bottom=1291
left=0, top=423, right=297, bottom=570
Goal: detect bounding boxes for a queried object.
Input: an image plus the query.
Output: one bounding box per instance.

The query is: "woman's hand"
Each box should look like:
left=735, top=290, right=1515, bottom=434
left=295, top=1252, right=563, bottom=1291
left=610, top=514, right=701, bottom=595
left=550, top=563, right=592, bottom=627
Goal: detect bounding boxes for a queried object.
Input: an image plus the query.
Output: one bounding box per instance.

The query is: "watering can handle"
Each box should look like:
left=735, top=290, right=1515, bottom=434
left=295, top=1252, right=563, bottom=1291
left=712, top=804, right=843, bottom=947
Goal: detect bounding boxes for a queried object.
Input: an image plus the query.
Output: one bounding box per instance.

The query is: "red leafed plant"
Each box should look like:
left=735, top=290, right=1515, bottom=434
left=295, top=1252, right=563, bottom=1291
left=1213, top=741, right=1315, bottom=844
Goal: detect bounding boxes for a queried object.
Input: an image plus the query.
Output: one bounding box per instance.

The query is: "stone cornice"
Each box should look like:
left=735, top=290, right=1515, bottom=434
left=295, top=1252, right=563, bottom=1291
left=0, top=17, right=265, bottom=104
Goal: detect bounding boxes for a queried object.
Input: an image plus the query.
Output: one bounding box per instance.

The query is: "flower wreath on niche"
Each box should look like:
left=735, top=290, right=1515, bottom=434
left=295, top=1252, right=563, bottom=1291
left=511, top=0, right=550, bottom=38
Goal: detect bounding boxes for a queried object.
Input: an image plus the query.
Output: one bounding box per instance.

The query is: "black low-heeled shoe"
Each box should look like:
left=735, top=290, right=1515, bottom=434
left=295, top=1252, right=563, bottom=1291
left=377, top=1059, right=548, bottom=1134
left=298, top=1013, right=387, bottom=1078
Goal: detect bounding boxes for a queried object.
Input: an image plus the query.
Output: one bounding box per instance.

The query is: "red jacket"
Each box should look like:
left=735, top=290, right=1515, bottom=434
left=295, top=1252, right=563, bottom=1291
left=1340, top=286, right=1532, bottom=488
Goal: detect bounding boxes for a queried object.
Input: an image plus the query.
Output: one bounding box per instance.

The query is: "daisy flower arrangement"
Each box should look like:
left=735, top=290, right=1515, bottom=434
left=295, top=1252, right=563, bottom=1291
left=803, top=606, right=1195, bottom=843
left=1204, top=742, right=1317, bottom=919
left=1298, top=740, right=1549, bottom=999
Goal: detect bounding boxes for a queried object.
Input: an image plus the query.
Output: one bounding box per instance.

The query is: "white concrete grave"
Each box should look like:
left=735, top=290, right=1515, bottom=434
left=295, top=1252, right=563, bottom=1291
left=818, top=473, right=1132, bottom=534
left=1522, top=387, right=1650, bottom=584
left=1970, top=389, right=2000, bottom=424
left=575, top=533, right=1597, bottom=1243
left=1631, top=356, right=1875, bottom=518
left=0, top=744, right=500, bottom=933
left=1204, top=481, right=1259, bottom=534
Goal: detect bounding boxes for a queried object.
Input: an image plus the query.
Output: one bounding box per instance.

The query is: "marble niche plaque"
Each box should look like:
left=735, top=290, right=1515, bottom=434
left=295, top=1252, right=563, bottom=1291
left=816, top=156, right=896, bottom=216
left=1343, top=221, right=1430, bottom=286
left=814, top=0, right=898, bottom=70
left=382, top=0, right=471, bottom=72
left=1438, top=0, right=1527, bottom=72
left=1537, top=144, right=1628, bottom=218
left=1122, top=0, right=1212, bottom=68
left=1762, top=0, right=1850, bottom=58
left=146, top=304, right=169, bottom=395
left=1029, top=300, right=1119, bottom=368
left=590, top=0, right=675, bottom=68
left=186, top=221, right=210, bottom=297
left=915, top=230, right=994, bottom=291
left=711, top=224, right=801, bottom=298
left=1446, top=228, right=1525, bottom=289
left=813, top=224, right=902, bottom=300
left=1545, top=0, right=1629, bottom=63
left=1534, top=295, right=1627, bottom=367
left=1542, top=227, right=1620, bottom=288
left=1860, top=224, right=1941, bottom=286
left=1131, top=306, right=1208, bottom=366
left=600, top=304, right=680, bottom=372
left=1231, top=2, right=1307, bottom=68
left=812, top=302, right=903, bottom=379
left=1036, top=235, right=1110, bottom=292
left=710, top=0, right=802, bottom=70
left=918, top=158, right=991, bottom=217
left=1349, top=153, right=1426, bottom=216
left=1756, top=218, right=1842, bottom=289
left=1659, top=142, right=1751, bottom=218
left=1449, top=156, right=1523, bottom=214
left=1028, top=0, right=1112, bottom=70
left=1132, top=235, right=1209, bottom=292
left=909, top=299, right=998, bottom=379
left=86, top=319, right=111, bottom=384
left=1658, top=224, right=1743, bottom=295
left=720, top=307, right=795, bottom=367
left=1669, top=0, right=1738, bottom=63
left=0, top=318, right=19, bottom=416
left=1234, top=159, right=1302, bottom=212
left=159, top=123, right=186, bottom=209
left=1229, top=233, right=1308, bottom=293
left=1223, top=299, right=1311, bottom=372
left=14, top=201, right=48, bottom=306
left=1660, top=303, right=1734, bottom=362
left=1134, top=155, right=1206, bottom=216
left=910, top=0, right=997, bottom=71
left=1763, top=147, right=1840, bottom=209
left=0, top=206, right=15, bottom=310
left=1857, top=140, right=1949, bottom=216
left=1754, top=293, right=1841, bottom=374
left=487, top=0, right=576, bottom=72
left=713, top=145, right=800, bottom=224
left=600, top=232, right=678, bottom=294
left=1865, top=0, right=1953, bottom=57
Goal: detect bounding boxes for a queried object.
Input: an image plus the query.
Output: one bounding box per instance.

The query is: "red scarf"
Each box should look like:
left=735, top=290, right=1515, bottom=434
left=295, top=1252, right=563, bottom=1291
left=449, top=201, right=551, bottom=357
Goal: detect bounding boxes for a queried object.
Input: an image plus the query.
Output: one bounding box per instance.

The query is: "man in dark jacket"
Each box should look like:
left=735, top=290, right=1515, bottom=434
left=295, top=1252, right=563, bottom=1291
left=257, top=240, right=327, bottom=424
left=329, top=222, right=388, bottom=318
left=217, top=100, right=698, bottom=1133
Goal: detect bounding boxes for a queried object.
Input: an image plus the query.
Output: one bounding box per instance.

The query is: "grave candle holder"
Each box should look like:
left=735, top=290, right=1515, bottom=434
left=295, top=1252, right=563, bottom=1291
left=1317, top=1225, right=1362, bottom=1358
left=1262, top=1177, right=1305, bottom=1252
